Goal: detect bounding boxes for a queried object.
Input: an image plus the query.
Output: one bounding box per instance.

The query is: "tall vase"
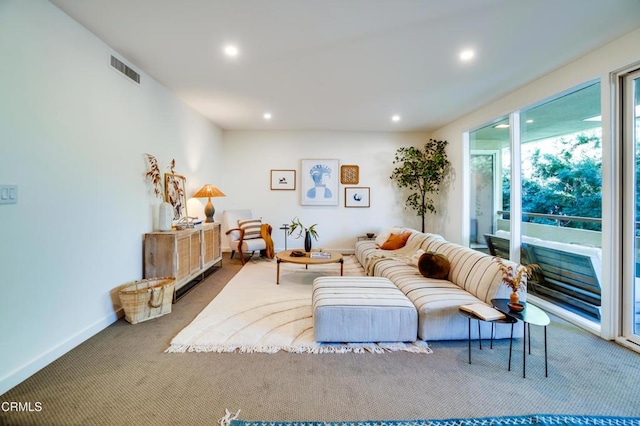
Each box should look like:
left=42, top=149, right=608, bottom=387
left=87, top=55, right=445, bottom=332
left=158, top=201, right=173, bottom=232
left=304, top=230, right=312, bottom=252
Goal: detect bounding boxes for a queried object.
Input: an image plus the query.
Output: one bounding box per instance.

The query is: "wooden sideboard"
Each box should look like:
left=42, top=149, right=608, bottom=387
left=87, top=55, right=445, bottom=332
left=143, top=222, right=222, bottom=301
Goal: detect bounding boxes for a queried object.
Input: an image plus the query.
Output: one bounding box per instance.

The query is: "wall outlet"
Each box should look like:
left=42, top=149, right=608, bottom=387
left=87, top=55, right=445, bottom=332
left=0, top=185, right=17, bottom=204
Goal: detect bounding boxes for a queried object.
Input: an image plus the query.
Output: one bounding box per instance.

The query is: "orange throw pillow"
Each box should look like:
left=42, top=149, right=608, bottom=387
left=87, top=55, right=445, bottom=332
left=380, top=232, right=411, bottom=250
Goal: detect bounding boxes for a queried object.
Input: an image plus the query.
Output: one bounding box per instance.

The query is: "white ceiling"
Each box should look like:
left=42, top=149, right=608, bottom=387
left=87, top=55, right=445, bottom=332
left=50, top=0, right=640, bottom=133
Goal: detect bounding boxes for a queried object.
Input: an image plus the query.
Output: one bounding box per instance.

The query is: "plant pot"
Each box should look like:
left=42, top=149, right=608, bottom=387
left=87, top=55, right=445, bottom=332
left=304, top=230, right=312, bottom=252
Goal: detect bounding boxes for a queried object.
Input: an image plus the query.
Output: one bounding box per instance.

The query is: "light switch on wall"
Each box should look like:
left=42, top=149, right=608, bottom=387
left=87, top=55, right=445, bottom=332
left=0, top=185, right=17, bottom=204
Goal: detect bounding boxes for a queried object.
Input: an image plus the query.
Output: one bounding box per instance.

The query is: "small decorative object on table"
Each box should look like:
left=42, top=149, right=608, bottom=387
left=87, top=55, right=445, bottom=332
left=366, top=232, right=375, bottom=238
left=507, top=302, right=525, bottom=312
left=288, top=217, right=319, bottom=252
left=494, top=257, right=539, bottom=306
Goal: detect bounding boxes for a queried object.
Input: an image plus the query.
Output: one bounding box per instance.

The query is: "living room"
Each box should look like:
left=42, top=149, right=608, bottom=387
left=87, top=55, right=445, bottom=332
left=2, top=1, right=640, bottom=423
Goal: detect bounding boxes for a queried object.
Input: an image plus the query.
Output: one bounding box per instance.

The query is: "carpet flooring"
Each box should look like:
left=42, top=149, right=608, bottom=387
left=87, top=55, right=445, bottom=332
left=1, top=255, right=640, bottom=426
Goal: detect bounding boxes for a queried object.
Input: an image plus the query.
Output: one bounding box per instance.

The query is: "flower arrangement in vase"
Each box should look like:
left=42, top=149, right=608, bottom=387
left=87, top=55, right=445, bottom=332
left=288, top=217, right=318, bottom=252
left=144, top=153, right=174, bottom=231
left=494, top=257, right=539, bottom=305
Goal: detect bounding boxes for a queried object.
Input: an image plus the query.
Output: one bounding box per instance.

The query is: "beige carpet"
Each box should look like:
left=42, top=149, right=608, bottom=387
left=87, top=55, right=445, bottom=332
left=166, top=255, right=432, bottom=354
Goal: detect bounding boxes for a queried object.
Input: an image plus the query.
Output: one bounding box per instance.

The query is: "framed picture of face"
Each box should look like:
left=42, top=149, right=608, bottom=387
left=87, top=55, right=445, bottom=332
left=164, top=173, right=189, bottom=222
left=345, top=187, right=370, bottom=208
left=301, top=159, right=339, bottom=206
left=270, top=169, right=296, bottom=190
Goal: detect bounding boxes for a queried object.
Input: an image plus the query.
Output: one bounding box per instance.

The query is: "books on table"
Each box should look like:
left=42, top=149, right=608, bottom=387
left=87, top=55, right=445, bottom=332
left=310, top=252, right=331, bottom=259
left=459, top=303, right=506, bottom=321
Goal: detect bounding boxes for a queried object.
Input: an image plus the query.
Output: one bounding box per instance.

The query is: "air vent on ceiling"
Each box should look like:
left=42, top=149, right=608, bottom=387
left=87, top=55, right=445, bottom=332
left=110, top=55, right=140, bottom=84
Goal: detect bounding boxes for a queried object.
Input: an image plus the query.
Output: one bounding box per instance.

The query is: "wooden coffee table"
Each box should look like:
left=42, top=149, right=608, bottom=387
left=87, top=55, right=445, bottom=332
left=275, top=250, right=343, bottom=284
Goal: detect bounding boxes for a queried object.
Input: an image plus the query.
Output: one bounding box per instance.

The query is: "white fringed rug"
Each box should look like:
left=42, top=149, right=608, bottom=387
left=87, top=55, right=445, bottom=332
left=166, top=255, right=432, bottom=354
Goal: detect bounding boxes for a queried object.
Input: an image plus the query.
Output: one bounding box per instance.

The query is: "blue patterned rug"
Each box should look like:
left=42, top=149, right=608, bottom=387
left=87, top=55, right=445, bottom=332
left=229, top=415, right=640, bottom=426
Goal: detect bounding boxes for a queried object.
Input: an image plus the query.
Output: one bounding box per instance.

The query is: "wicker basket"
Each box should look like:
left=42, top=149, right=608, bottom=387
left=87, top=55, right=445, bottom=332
left=118, top=277, right=175, bottom=324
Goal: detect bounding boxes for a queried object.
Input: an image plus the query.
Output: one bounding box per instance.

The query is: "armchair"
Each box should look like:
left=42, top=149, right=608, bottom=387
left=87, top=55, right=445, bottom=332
left=222, top=209, right=273, bottom=264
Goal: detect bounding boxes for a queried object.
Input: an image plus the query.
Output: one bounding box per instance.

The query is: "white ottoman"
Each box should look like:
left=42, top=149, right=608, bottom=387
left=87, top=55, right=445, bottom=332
left=312, top=276, right=418, bottom=343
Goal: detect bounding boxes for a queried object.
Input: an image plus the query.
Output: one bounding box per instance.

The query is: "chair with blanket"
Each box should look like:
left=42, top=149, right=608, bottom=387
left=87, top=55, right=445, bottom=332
left=222, top=209, right=274, bottom=264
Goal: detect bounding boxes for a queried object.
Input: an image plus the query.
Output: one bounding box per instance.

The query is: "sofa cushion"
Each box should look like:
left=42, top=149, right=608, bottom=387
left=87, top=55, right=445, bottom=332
left=380, top=232, right=411, bottom=250
left=417, top=252, right=450, bottom=279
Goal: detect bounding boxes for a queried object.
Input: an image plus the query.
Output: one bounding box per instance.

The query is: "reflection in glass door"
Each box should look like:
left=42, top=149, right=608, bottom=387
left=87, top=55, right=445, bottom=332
left=623, top=70, right=640, bottom=344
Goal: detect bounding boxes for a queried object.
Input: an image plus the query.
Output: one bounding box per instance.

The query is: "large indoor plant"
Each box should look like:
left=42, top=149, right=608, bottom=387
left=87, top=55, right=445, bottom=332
left=289, top=217, right=319, bottom=252
left=390, top=139, right=451, bottom=232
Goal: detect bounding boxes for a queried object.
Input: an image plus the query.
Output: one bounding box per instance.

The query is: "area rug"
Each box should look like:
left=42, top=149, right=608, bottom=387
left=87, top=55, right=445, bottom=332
left=166, top=255, right=431, bottom=354
left=225, top=414, right=640, bottom=426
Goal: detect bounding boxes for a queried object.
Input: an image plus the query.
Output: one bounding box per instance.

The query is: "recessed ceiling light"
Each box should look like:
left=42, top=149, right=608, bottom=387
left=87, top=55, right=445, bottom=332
left=263, top=112, right=272, bottom=120
left=494, top=123, right=510, bottom=129
left=224, top=45, right=239, bottom=57
left=391, top=115, right=401, bottom=122
left=459, top=49, right=475, bottom=61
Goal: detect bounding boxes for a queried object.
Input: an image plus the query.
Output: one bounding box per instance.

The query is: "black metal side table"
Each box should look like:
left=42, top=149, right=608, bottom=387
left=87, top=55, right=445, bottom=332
left=458, top=307, right=517, bottom=365
left=492, top=298, right=550, bottom=378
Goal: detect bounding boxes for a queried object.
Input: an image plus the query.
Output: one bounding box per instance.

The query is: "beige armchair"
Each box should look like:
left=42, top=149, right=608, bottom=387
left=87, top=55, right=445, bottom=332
left=222, top=209, right=273, bottom=264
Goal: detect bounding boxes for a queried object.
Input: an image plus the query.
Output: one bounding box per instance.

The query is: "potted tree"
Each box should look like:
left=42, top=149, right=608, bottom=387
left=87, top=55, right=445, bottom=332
left=390, top=139, right=451, bottom=232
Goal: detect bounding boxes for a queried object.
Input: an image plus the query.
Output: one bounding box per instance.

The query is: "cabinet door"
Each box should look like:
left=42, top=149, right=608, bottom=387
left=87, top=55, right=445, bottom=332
left=189, top=231, right=202, bottom=274
left=176, top=235, right=191, bottom=281
left=203, top=227, right=215, bottom=264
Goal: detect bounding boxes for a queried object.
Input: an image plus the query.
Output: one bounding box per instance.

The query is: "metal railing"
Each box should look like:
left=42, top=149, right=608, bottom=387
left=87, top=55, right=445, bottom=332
left=497, top=210, right=602, bottom=226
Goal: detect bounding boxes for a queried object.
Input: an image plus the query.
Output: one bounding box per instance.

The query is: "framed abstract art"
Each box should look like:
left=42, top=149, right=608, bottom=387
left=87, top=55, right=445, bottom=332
left=300, top=159, right=339, bottom=206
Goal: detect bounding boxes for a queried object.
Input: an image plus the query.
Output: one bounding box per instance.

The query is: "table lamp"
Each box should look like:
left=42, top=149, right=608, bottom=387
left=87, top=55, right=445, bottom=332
left=193, top=184, right=226, bottom=222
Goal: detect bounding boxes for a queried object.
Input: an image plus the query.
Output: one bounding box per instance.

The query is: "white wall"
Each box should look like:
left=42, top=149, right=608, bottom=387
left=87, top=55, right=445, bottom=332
left=217, top=131, right=430, bottom=252
left=0, top=1, right=223, bottom=394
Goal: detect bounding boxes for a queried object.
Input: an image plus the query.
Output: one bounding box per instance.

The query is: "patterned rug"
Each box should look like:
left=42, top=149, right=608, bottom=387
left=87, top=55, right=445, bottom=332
left=228, top=415, right=640, bottom=426
left=166, top=255, right=431, bottom=354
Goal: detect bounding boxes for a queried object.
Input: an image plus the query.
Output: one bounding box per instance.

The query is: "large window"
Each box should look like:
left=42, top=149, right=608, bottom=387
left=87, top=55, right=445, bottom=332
left=468, top=81, right=603, bottom=324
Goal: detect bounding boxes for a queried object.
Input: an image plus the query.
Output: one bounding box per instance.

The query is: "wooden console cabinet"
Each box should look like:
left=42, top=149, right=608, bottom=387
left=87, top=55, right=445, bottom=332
left=143, top=222, right=222, bottom=300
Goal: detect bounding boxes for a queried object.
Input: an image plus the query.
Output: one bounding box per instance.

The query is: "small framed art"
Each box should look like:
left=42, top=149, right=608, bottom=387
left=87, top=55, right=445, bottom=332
left=345, top=187, right=370, bottom=208
left=271, top=169, right=296, bottom=190
left=164, top=173, right=189, bottom=221
left=340, top=165, right=359, bottom=184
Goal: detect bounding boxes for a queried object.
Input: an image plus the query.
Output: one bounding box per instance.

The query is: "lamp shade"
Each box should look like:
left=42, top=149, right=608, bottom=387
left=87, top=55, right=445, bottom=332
left=193, top=184, right=226, bottom=198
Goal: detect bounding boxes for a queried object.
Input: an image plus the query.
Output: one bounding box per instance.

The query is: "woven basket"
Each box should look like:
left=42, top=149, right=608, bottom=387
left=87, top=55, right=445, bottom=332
left=118, top=277, right=175, bottom=324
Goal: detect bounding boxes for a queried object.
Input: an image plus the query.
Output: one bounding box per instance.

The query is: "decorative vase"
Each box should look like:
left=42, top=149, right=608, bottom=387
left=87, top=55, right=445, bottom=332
left=158, top=201, right=173, bottom=231
left=304, top=230, right=312, bottom=252
left=509, top=292, right=520, bottom=305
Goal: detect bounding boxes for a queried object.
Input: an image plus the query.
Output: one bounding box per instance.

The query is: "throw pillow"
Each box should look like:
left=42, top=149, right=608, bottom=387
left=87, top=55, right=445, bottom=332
left=380, top=232, right=411, bottom=250
left=418, top=252, right=450, bottom=279
left=238, top=218, right=262, bottom=240
left=375, top=227, right=404, bottom=246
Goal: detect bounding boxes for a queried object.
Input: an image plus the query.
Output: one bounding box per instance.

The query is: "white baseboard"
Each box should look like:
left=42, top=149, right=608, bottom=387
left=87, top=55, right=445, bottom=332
left=0, top=309, right=121, bottom=396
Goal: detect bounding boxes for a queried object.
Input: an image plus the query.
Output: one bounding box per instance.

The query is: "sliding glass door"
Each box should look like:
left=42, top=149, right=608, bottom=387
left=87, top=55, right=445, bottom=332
left=622, top=70, right=640, bottom=345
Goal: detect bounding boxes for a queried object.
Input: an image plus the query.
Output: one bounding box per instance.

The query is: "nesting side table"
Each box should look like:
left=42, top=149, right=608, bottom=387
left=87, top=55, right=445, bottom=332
left=492, top=298, right=550, bottom=378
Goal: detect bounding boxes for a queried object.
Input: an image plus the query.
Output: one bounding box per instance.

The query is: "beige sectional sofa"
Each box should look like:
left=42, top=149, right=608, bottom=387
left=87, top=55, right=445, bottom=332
left=355, top=228, right=525, bottom=341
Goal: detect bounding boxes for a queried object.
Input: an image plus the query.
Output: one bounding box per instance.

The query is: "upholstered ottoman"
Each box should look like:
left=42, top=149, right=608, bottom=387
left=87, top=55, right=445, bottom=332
left=312, top=276, right=418, bottom=343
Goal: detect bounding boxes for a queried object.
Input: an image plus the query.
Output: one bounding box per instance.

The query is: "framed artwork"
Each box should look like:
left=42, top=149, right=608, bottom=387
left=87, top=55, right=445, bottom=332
left=340, top=165, right=359, bottom=184
left=164, top=173, right=189, bottom=222
left=270, top=169, right=296, bottom=190
left=345, top=187, right=370, bottom=208
left=301, top=159, right=339, bottom=206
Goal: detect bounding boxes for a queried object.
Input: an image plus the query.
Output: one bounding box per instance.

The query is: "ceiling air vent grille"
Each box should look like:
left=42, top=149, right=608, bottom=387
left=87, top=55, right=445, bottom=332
left=110, top=55, right=140, bottom=84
